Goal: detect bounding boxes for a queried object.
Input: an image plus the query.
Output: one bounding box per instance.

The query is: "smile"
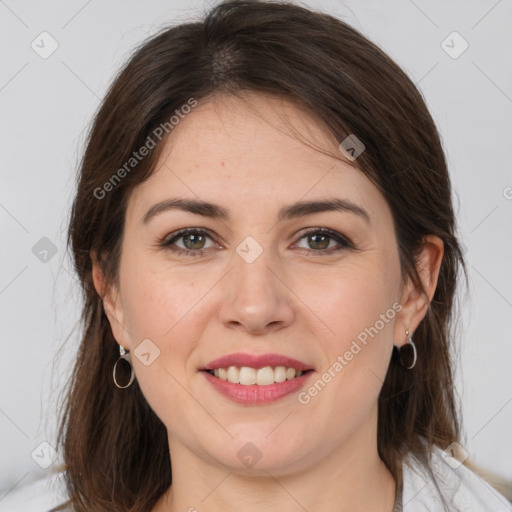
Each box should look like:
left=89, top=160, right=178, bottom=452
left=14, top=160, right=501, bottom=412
left=200, top=352, right=315, bottom=404
left=201, top=367, right=314, bottom=405
left=205, top=365, right=309, bottom=385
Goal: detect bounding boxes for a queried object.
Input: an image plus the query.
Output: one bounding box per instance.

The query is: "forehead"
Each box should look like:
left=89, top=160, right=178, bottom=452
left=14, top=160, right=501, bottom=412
left=125, top=93, right=384, bottom=224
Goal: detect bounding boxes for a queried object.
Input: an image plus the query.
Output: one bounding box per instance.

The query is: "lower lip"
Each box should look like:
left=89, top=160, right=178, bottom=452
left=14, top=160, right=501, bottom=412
left=201, top=370, right=314, bottom=404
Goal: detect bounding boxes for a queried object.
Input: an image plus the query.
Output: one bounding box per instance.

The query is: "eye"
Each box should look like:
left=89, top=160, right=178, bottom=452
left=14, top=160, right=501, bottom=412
left=159, top=227, right=353, bottom=256
left=160, top=228, right=216, bottom=256
left=294, top=228, right=353, bottom=255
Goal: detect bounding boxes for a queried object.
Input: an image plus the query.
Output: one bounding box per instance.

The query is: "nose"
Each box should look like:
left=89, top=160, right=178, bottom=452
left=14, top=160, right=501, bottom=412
left=217, top=248, right=295, bottom=335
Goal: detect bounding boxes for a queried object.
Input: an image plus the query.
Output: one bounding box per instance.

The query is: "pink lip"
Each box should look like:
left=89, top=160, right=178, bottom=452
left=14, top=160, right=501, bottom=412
left=201, top=370, right=314, bottom=405
left=202, top=352, right=313, bottom=372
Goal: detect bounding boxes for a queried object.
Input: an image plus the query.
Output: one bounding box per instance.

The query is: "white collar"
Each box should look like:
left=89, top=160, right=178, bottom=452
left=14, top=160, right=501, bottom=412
left=400, top=443, right=512, bottom=511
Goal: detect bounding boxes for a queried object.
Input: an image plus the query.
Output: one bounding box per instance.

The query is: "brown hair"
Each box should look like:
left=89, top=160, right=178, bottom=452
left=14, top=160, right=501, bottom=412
left=54, top=0, right=470, bottom=510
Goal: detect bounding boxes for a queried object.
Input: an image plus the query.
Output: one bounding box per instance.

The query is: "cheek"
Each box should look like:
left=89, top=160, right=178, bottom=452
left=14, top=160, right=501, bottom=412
left=297, top=277, right=398, bottom=441
left=313, top=260, right=399, bottom=343
left=120, top=268, right=208, bottom=424
left=120, top=253, right=205, bottom=342
left=119, top=259, right=217, bottom=389
left=311, top=255, right=400, bottom=394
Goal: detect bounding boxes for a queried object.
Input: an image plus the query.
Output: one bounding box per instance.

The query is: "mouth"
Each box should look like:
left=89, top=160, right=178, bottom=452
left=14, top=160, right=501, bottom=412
left=199, top=353, right=315, bottom=404
left=202, top=366, right=314, bottom=386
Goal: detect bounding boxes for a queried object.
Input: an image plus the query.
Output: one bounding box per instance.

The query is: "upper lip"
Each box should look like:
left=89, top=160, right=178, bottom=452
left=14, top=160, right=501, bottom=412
left=202, top=352, right=314, bottom=372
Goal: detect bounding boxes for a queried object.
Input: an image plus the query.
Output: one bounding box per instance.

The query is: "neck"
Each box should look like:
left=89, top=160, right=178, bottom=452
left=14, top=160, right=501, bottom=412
left=153, top=416, right=397, bottom=512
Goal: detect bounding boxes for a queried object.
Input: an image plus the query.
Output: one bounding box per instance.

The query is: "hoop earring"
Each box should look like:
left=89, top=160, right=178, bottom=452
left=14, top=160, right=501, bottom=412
left=399, top=329, right=417, bottom=370
left=113, top=345, right=135, bottom=388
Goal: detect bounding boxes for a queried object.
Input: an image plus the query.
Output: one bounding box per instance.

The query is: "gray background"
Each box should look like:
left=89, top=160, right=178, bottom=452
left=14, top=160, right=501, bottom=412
left=1, top=0, right=511, bottom=500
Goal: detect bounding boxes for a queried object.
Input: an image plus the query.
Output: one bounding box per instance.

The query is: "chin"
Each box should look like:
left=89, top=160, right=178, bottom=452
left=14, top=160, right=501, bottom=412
left=204, top=436, right=312, bottom=475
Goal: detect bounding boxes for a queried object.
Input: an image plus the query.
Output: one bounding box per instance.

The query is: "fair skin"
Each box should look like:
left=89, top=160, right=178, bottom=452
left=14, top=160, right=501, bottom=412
left=92, top=93, right=443, bottom=512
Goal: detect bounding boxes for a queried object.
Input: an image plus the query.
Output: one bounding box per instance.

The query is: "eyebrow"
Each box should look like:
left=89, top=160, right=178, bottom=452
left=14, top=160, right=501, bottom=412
left=142, top=197, right=371, bottom=225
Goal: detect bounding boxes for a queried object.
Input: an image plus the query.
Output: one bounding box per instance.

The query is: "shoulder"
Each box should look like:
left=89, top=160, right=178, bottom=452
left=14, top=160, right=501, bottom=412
left=401, top=443, right=512, bottom=511
left=0, top=469, right=70, bottom=512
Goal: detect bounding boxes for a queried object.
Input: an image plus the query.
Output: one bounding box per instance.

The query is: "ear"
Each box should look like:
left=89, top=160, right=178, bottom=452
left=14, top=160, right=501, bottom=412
left=393, top=235, right=444, bottom=347
left=90, top=249, right=132, bottom=349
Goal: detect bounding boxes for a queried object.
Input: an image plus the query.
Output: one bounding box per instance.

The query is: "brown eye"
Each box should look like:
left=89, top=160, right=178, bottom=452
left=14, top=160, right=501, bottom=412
left=306, top=233, right=331, bottom=250
left=160, top=228, right=216, bottom=255
left=181, top=232, right=207, bottom=250
left=160, top=227, right=353, bottom=257
left=295, top=228, right=352, bottom=254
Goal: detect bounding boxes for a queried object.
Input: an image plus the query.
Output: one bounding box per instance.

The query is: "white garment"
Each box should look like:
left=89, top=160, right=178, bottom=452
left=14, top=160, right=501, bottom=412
left=400, top=444, right=512, bottom=511
left=0, top=470, right=68, bottom=512
left=1, top=446, right=510, bottom=511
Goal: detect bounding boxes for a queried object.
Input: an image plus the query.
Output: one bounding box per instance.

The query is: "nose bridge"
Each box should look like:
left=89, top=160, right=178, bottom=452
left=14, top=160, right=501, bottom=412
left=218, top=235, right=294, bottom=332
left=237, top=242, right=277, bottom=298
left=233, top=235, right=280, bottom=304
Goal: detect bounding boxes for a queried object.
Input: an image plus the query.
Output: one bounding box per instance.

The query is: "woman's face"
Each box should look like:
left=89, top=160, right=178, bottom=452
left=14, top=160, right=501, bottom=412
left=102, top=93, right=409, bottom=474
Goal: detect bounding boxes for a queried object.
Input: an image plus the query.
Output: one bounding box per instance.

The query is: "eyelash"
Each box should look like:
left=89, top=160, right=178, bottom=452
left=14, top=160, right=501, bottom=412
left=158, top=227, right=354, bottom=257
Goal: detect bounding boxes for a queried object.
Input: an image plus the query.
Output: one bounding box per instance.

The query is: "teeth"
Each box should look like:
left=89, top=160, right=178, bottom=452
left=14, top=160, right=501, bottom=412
left=208, top=365, right=305, bottom=385
left=239, top=366, right=256, bottom=385
left=256, top=366, right=274, bottom=386
left=286, top=368, right=296, bottom=380
left=274, top=366, right=287, bottom=383
left=227, top=366, right=240, bottom=383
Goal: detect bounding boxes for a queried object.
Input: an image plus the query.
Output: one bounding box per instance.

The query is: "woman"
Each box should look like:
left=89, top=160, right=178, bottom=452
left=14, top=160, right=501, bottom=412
left=29, top=0, right=512, bottom=510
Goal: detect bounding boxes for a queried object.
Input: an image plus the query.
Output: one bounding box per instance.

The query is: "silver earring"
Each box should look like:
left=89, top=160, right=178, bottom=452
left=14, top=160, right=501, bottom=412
left=399, top=329, right=417, bottom=370
left=113, top=345, right=135, bottom=388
